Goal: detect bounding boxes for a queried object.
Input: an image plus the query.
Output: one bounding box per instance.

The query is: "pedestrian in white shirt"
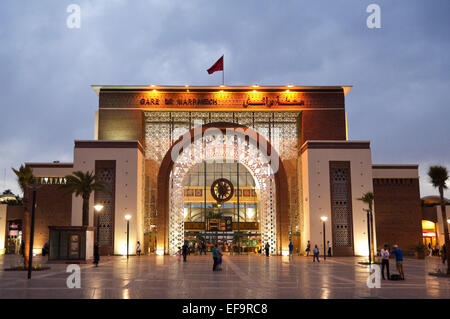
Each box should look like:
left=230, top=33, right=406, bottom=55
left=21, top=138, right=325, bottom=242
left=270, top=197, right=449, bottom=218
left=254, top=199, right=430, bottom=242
left=380, top=244, right=390, bottom=280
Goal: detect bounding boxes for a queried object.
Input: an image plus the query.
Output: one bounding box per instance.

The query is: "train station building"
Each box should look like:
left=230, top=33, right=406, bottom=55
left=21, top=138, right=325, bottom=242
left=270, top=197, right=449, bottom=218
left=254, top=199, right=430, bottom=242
left=3, top=85, right=425, bottom=258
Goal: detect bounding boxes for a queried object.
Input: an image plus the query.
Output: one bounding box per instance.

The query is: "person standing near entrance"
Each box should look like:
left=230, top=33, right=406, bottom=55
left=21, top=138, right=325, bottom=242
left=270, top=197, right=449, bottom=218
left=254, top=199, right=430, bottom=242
left=212, top=244, right=218, bottom=271
left=182, top=242, right=188, bottom=262
left=265, top=242, right=270, bottom=257
left=380, top=244, right=390, bottom=280
left=306, top=241, right=311, bottom=256
left=289, top=241, right=294, bottom=261
left=93, top=243, right=100, bottom=267
left=313, top=245, right=320, bottom=263
left=136, top=241, right=141, bottom=256
left=327, top=241, right=332, bottom=257
left=392, top=245, right=404, bottom=280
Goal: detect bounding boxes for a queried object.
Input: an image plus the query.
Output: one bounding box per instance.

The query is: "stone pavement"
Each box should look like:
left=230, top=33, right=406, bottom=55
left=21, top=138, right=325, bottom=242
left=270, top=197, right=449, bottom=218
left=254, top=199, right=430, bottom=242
left=0, top=254, right=449, bottom=299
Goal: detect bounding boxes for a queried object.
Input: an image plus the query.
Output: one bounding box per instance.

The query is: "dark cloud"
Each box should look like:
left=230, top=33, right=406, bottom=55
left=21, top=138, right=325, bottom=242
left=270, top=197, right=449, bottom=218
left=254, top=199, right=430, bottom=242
left=0, top=0, right=449, bottom=197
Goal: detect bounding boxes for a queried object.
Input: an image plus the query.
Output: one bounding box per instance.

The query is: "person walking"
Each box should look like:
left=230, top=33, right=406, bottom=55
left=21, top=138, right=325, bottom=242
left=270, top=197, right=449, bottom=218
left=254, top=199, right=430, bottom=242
left=306, top=241, right=311, bottom=256
left=217, top=243, right=223, bottom=271
left=380, top=244, right=390, bottom=280
left=212, top=244, right=218, bottom=271
left=327, top=241, right=332, bottom=257
left=136, top=241, right=141, bottom=256
left=392, top=244, right=404, bottom=280
left=313, top=245, right=320, bottom=263
left=177, top=246, right=182, bottom=261
left=93, top=243, right=100, bottom=267
left=289, top=241, right=294, bottom=261
left=182, top=242, right=188, bottom=262
left=428, top=242, right=433, bottom=256
left=265, top=242, right=270, bottom=257
left=434, top=243, right=440, bottom=256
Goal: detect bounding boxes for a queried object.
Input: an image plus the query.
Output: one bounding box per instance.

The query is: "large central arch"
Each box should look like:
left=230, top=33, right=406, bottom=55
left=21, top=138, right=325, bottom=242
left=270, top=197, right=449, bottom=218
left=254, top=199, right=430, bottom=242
left=156, top=122, right=290, bottom=255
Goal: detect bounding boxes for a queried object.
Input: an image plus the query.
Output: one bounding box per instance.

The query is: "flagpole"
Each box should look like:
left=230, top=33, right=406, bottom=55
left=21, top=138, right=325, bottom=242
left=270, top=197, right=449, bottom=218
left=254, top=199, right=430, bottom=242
left=222, top=55, right=224, bottom=86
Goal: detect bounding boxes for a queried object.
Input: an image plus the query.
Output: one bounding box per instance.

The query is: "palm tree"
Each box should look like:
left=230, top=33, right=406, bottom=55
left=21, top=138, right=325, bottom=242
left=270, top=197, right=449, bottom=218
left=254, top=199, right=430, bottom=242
left=428, top=165, right=449, bottom=274
left=358, top=192, right=375, bottom=261
left=60, top=171, right=107, bottom=226
left=12, top=165, right=35, bottom=267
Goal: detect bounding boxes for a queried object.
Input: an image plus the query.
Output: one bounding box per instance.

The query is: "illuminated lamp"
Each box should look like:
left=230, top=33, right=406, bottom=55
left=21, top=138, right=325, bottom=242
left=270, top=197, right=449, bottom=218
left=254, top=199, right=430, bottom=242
left=285, top=89, right=290, bottom=93
left=448, top=219, right=450, bottom=224
left=156, top=249, right=164, bottom=256
left=282, top=250, right=289, bottom=256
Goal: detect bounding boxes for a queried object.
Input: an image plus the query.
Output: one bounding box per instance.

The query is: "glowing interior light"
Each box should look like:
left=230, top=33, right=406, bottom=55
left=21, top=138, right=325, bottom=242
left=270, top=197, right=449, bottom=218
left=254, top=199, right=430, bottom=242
left=282, top=250, right=290, bottom=256
left=156, top=249, right=164, bottom=256
left=285, top=90, right=290, bottom=93
left=125, top=214, right=132, bottom=221
left=320, top=216, right=328, bottom=222
left=94, top=204, right=104, bottom=212
left=422, top=232, right=436, bottom=237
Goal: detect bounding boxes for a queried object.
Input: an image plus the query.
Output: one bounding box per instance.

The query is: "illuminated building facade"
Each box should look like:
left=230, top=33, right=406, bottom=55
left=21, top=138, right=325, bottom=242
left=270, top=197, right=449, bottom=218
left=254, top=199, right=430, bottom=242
left=14, top=85, right=424, bottom=257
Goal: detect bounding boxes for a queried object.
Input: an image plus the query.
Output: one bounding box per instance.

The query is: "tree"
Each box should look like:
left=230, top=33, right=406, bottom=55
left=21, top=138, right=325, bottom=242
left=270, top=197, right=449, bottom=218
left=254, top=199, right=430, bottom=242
left=358, top=192, right=375, bottom=261
left=12, top=165, right=35, bottom=267
left=428, top=165, right=449, bottom=274
left=60, top=171, right=107, bottom=226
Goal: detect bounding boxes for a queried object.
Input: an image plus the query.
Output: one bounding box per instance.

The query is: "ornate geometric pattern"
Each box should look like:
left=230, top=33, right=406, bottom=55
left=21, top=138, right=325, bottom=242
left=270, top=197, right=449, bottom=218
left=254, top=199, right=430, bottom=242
left=144, top=111, right=300, bottom=254
left=168, top=133, right=277, bottom=255
left=95, top=166, right=115, bottom=246
left=144, top=111, right=300, bottom=163
left=329, top=162, right=353, bottom=248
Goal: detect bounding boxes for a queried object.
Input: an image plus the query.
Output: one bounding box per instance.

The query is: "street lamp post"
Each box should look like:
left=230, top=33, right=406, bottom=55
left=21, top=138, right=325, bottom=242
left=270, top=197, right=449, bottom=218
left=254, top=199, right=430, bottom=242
left=27, top=185, right=38, bottom=280
left=94, top=204, right=104, bottom=245
left=320, top=216, right=328, bottom=260
left=125, top=215, right=132, bottom=260
left=364, top=208, right=372, bottom=264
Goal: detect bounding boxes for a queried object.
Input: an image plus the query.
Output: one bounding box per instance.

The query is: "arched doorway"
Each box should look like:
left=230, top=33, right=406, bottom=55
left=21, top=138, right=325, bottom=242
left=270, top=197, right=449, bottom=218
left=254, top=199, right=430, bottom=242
left=156, top=123, right=290, bottom=255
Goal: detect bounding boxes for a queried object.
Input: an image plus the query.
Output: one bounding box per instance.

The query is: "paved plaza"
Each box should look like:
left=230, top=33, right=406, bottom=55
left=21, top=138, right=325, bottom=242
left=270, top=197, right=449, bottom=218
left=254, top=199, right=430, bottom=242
left=0, top=254, right=449, bottom=299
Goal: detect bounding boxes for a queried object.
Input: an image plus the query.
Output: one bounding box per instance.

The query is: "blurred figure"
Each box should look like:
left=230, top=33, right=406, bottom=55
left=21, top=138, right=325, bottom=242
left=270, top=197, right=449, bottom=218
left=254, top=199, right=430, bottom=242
left=392, top=244, right=404, bottom=280
left=93, top=243, right=100, bottom=267
left=289, top=241, right=294, bottom=261
left=313, top=245, right=320, bottom=263
left=380, top=244, right=390, bottom=280
left=136, top=241, right=141, bottom=256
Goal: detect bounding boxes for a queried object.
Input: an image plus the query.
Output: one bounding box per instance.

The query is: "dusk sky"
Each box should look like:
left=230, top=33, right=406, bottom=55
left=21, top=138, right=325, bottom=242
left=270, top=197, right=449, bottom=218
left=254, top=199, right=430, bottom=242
left=0, top=0, right=449, bottom=197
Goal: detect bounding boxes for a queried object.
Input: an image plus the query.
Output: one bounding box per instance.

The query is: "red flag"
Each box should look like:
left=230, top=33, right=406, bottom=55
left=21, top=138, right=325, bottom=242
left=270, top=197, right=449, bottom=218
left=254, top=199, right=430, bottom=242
left=207, top=56, right=224, bottom=74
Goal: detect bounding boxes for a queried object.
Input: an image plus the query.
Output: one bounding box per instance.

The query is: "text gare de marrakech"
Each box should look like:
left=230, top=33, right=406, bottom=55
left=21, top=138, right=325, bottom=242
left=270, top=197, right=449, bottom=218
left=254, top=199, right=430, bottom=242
left=139, top=96, right=305, bottom=107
